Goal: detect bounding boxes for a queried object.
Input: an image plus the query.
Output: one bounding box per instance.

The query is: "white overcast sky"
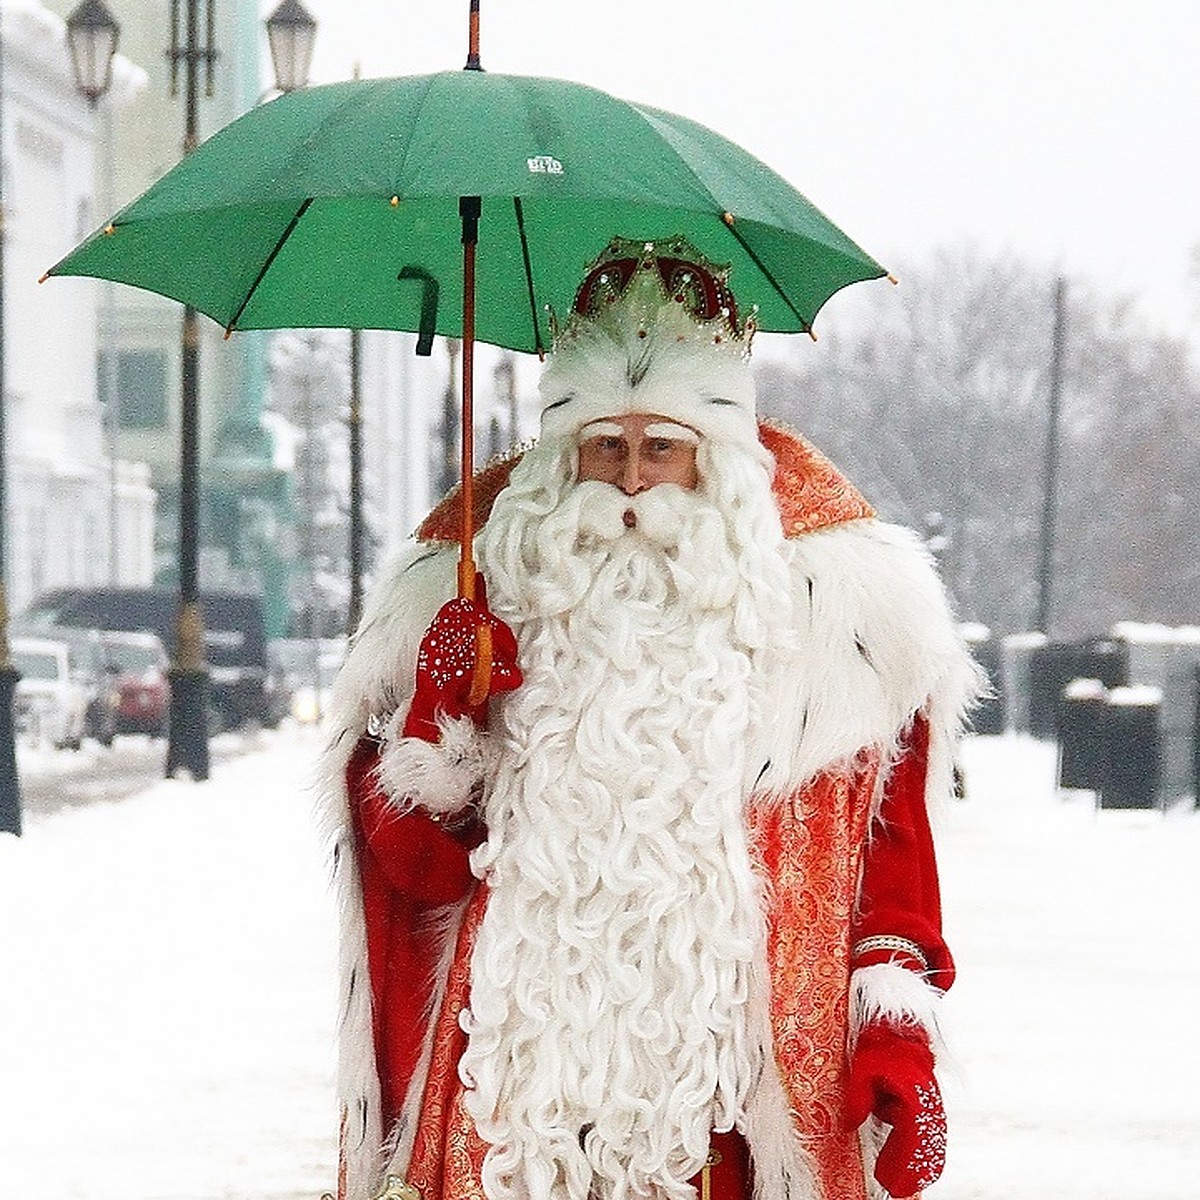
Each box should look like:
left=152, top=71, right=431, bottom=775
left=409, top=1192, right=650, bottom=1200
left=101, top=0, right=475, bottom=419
left=268, top=0, right=1200, bottom=347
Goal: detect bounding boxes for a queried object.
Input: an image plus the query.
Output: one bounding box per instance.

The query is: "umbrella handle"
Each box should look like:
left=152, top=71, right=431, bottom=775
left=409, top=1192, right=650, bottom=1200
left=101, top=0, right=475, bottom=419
left=468, top=624, right=493, bottom=708
left=455, top=561, right=493, bottom=708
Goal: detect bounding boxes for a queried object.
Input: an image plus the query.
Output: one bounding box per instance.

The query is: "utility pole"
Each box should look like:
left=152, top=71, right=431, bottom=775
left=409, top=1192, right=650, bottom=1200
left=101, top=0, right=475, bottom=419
left=165, top=0, right=217, bottom=780
left=1036, top=277, right=1067, bottom=636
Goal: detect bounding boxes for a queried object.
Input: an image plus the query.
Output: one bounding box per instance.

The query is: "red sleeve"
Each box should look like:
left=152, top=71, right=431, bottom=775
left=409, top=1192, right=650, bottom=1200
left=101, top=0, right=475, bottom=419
left=346, top=737, right=483, bottom=906
left=851, top=712, right=955, bottom=992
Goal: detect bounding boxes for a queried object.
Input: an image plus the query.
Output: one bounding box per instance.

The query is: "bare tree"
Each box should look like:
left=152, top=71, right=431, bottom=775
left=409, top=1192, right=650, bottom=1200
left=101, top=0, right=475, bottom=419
left=756, top=246, right=1200, bottom=639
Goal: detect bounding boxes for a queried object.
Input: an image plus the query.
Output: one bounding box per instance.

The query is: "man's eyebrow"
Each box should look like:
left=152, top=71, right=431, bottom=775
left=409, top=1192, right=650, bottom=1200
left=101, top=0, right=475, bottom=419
left=644, top=421, right=700, bottom=444
left=578, top=420, right=625, bottom=440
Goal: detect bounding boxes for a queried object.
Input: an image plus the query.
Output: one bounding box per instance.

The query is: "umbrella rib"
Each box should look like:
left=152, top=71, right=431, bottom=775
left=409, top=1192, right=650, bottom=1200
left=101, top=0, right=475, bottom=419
left=512, top=197, right=546, bottom=358
left=224, top=198, right=314, bottom=335
left=625, top=103, right=816, bottom=334
left=722, top=220, right=812, bottom=335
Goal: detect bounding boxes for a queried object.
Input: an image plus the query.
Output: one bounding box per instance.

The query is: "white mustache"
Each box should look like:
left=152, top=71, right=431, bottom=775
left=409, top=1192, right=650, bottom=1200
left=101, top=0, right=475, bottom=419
left=572, top=480, right=699, bottom=549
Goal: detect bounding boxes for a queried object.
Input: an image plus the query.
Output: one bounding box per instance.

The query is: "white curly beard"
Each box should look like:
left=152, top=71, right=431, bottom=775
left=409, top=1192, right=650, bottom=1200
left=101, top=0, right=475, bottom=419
left=461, top=441, right=793, bottom=1200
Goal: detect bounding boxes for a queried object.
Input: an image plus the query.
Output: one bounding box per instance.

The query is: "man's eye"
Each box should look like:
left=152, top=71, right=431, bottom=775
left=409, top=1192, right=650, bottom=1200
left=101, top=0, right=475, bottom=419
left=648, top=439, right=677, bottom=455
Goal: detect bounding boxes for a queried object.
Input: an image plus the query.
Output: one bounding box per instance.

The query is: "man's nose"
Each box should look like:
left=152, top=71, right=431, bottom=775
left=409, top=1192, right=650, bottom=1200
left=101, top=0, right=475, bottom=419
left=619, top=450, right=647, bottom=495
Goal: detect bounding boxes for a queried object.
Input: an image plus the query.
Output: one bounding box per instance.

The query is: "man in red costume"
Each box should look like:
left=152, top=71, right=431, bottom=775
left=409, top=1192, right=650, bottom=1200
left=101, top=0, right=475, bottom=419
left=321, top=237, right=982, bottom=1200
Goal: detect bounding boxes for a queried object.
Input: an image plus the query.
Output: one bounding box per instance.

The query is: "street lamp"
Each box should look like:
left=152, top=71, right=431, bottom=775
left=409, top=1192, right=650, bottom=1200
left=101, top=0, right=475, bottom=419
left=66, top=0, right=121, bottom=585
left=65, top=0, right=119, bottom=104
left=265, top=0, right=317, bottom=95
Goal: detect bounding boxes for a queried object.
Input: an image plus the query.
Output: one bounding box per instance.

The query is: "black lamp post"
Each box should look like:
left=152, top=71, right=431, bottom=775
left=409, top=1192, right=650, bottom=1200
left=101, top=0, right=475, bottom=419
left=164, top=0, right=218, bottom=780
left=0, top=16, right=17, bottom=836
left=265, top=0, right=317, bottom=95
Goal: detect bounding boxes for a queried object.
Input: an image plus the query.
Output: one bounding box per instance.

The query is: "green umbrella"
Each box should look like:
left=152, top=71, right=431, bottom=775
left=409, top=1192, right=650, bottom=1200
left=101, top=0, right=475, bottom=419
left=47, top=70, right=885, bottom=349
left=44, top=38, right=886, bottom=636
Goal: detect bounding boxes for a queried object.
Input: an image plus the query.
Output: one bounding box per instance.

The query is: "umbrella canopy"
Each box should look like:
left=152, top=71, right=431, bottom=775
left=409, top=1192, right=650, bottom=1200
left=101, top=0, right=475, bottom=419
left=46, top=70, right=886, bottom=352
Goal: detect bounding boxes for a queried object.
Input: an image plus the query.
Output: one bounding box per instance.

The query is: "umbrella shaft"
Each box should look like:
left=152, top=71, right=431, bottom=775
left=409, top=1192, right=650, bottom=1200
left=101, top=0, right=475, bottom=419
left=458, top=196, right=482, bottom=599
left=465, top=0, right=482, bottom=70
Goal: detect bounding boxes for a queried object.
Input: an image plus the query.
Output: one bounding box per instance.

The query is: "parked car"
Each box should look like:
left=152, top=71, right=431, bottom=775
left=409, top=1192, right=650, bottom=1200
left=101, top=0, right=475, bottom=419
left=20, top=587, right=273, bottom=732
left=11, top=635, right=91, bottom=750
left=100, top=630, right=171, bottom=737
left=11, top=622, right=116, bottom=746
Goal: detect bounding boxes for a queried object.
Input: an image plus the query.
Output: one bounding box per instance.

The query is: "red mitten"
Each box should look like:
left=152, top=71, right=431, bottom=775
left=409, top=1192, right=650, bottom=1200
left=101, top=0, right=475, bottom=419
left=403, top=575, right=522, bottom=742
left=846, top=1023, right=946, bottom=1198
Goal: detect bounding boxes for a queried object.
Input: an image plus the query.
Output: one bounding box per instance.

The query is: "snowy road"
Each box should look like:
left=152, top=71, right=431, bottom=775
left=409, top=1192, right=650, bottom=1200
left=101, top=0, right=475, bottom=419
left=1, top=725, right=1197, bottom=1200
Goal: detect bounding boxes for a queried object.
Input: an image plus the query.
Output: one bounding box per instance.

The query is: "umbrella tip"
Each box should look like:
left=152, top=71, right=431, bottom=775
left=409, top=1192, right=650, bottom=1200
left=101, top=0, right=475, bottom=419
left=37, top=271, right=49, bottom=284
left=391, top=196, right=400, bottom=207
left=722, top=212, right=735, bottom=226
left=808, top=329, right=818, bottom=343
left=887, top=273, right=899, bottom=286
left=104, top=223, right=116, bottom=235
left=223, top=325, right=234, bottom=340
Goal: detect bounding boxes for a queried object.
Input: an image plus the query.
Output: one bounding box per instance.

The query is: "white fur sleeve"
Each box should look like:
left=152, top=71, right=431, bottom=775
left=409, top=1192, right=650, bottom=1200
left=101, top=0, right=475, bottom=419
left=374, top=710, right=495, bottom=817
left=321, top=542, right=484, bottom=813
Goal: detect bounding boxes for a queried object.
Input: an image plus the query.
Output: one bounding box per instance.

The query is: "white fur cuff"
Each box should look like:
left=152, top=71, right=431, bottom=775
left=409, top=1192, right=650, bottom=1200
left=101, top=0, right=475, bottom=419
left=849, top=961, right=945, bottom=1057
left=374, top=713, right=493, bottom=817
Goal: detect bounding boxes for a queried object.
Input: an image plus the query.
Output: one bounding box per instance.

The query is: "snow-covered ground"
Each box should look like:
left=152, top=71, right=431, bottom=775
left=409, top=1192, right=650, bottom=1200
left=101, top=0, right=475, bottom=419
left=1, top=726, right=1197, bottom=1200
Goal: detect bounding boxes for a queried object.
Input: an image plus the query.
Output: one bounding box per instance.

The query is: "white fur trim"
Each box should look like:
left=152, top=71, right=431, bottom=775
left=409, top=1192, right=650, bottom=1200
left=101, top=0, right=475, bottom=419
left=849, top=962, right=945, bottom=1057
left=381, top=899, right=473, bottom=1182
left=539, top=298, right=762, bottom=458
left=850, top=962, right=948, bottom=1199
left=323, top=545, right=460, bottom=758
left=743, top=943, right=821, bottom=1200
left=375, top=712, right=493, bottom=817
left=752, top=519, right=985, bottom=805
left=314, top=542, right=463, bottom=1200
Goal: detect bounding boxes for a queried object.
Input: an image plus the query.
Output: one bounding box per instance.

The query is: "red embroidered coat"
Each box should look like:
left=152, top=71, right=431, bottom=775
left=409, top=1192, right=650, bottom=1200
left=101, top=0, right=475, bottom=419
left=320, top=424, right=981, bottom=1200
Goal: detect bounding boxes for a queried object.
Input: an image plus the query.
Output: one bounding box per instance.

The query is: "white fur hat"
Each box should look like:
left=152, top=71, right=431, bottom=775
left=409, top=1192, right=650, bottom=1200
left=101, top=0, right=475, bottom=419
left=538, top=237, right=761, bottom=455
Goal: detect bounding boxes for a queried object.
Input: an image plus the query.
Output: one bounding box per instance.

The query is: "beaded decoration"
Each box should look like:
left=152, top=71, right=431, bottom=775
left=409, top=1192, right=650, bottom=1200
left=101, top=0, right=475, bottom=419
left=550, top=235, right=757, bottom=356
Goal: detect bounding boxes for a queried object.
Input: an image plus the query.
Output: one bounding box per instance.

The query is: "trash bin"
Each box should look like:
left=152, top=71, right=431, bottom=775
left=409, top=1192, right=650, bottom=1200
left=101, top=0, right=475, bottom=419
left=1029, top=639, right=1127, bottom=742
left=968, top=636, right=1005, bottom=736
left=1057, top=678, right=1108, bottom=791
left=1100, top=686, right=1162, bottom=810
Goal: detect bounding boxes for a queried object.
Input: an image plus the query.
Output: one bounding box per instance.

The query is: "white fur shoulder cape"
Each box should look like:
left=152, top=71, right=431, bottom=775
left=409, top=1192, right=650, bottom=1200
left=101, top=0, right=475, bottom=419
left=324, top=515, right=982, bottom=816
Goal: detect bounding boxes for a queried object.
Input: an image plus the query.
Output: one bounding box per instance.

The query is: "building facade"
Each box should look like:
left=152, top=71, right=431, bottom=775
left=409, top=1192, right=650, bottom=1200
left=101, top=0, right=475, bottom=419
left=38, top=0, right=288, bottom=629
left=3, top=0, right=154, bottom=614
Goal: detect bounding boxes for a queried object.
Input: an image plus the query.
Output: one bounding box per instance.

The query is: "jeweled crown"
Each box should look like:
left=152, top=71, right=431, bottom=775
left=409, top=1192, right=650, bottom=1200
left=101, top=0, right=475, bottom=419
left=550, top=235, right=757, bottom=356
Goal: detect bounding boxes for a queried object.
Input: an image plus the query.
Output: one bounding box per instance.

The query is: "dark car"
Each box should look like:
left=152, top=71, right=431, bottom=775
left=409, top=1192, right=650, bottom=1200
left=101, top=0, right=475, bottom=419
left=101, top=630, right=171, bottom=737
left=20, top=587, right=274, bottom=732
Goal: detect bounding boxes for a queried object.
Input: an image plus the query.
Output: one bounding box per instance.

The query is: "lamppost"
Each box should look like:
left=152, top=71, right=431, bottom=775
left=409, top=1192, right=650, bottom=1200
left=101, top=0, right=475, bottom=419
left=164, top=0, right=218, bottom=780
left=65, top=1, right=121, bottom=584
left=0, top=10, right=18, bottom=835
